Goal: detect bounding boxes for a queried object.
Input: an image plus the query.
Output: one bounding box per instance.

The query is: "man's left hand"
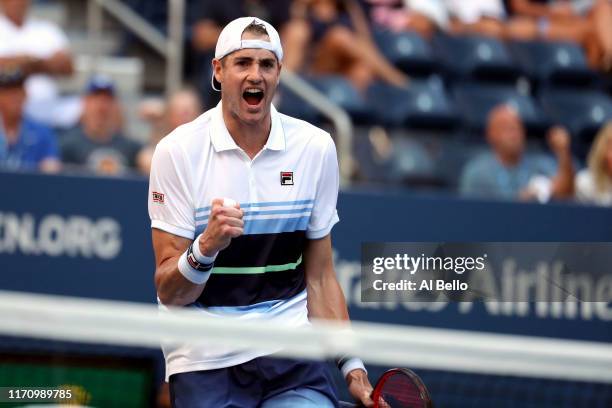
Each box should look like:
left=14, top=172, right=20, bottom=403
left=346, top=369, right=374, bottom=407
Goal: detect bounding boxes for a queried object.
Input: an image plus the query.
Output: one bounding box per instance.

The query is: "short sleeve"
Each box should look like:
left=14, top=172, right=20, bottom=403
left=307, top=136, right=340, bottom=239
left=407, top=0, right=450, bottom=28
left=35, top=22, right=70, bottom=57
left=148, top=139, right=195, bottom=240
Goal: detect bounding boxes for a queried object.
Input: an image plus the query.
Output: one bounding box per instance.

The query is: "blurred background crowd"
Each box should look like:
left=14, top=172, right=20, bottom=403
left=1, top=0, right=612, bottom=205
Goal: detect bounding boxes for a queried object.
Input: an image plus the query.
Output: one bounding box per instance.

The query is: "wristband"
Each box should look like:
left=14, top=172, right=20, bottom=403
left=336, top=355, right=367, bottom=379
left=192, top=234, right=218, bottom=264
left=177, top=243, right=214, bottom=285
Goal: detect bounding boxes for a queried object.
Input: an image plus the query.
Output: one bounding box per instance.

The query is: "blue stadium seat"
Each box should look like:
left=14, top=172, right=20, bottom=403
left=452, top=82, right=548, bottom=135
left=306, top=76, right=373, bottom=125
left=277, top=84, right=321, bottom=125
left=352, top=129, right=448, bottom=188
left=374, top=30, right=436, bottom=77
left=539, top=88, right=612, bottom=157
left=435, top=139, right=488, bottom=188
left=278, top=76, right=371, bottom=125
left=431, top=33, right=521, bottom=82
left=508, top=40, right=595, bottom=86
left=366, top=76, right=459, bottom=129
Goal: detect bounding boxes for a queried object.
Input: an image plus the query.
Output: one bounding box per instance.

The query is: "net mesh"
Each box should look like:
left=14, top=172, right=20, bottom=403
left=1, top=291, right=611, bottom=408
left=418, top=369, right=612, bottom=408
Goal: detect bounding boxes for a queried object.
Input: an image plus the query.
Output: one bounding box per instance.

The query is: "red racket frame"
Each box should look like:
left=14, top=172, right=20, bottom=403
left=371, top=368, right=434, bottom=408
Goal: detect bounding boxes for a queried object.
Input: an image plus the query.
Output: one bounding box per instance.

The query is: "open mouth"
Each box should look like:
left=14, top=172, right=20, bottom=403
left=243, top=88, right=264, bottom=106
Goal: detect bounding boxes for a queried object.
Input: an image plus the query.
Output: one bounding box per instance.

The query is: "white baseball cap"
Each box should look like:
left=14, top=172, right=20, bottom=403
left=212, top=16, right=284, bottom=91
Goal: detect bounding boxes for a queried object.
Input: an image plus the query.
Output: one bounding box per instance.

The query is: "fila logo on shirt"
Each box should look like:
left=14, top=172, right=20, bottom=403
left=280, top=171, right=294, bottom=186
left=152, top=191, right=165, bottom=204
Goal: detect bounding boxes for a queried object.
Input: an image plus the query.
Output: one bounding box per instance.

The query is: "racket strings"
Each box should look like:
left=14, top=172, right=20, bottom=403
left=379, top=373, right=427, bottom=408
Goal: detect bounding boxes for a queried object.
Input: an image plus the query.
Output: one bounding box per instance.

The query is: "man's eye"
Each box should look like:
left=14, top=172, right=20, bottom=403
left=237, top=61, right=248, bottom=66
left=262, top=61, right=274, bottom=69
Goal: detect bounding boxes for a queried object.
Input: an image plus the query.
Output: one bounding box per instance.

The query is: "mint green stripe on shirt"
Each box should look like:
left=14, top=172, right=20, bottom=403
left=211, top=255, right=303, bottom=275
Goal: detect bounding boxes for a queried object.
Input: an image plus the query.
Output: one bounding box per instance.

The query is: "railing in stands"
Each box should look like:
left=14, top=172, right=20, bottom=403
left=87, top=0, right=185, bottom=97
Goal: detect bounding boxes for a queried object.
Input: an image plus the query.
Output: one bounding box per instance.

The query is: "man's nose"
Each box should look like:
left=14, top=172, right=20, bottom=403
left=246, top=64, right=263, bottom=82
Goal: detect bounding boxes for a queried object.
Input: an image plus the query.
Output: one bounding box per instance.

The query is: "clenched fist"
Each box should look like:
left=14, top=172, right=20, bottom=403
left=198, top=198, right=244, bottom=257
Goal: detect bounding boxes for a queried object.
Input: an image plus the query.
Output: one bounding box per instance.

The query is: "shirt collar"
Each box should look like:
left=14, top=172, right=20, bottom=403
left=210, top=102, right=285, bottom=153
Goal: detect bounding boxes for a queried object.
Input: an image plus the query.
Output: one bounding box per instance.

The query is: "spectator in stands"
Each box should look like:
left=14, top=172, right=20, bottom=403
left=0, top=0, right=79, bottom=127
left=460, top=104, right=574, bottom=202
left=0, top=67, right=60, bottom=173
left=366, top=1, right=534, bottom=41
left=575, top=122, right=612, bottom=205
left=365, top=0, right=448, bottom=38
left=164, top=87, right=203, bottom=132
left=446, top=0, right=509, bottom=39
left=191, top=0, right=292, bottom=107
left=193, top=0, right=292, bottom=51
left=136, top=87, right=203, bottom=175
left=283, top=0, right=409, bottom=91
left=448, top=0, right=542, bottom=41
left=60, top=75, right=141, bottom=176
left=507, top=0, right=612, bottom=70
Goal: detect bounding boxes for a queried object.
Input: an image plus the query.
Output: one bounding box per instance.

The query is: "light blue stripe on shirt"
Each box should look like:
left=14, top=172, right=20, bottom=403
left=195, top=215, right=310, bottom=236
left=195, top=208, right=312, bottom=222
left=195, top=199, right=314, bottom=214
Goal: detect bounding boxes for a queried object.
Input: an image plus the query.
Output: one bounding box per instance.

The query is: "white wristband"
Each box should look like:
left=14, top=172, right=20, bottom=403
left=341, top=357, right=367, bottom=379
left=192, top=233, right=218, bottom=264
left=177, top=249, right=212, bottom=285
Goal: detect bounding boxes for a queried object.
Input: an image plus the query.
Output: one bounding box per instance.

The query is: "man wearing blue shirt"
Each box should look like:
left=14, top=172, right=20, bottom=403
left=460, top=104, right=574, bottom=202
left=0, top=67, right=60, bottom=172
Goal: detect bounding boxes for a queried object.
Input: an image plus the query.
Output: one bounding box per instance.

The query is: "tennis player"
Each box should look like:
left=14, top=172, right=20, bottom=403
left=148, top=16, right=373, bottom=408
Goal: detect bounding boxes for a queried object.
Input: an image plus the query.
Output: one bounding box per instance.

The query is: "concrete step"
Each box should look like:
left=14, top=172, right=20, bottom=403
left=57, top=54, right=143, bottom=96
left=67, top=30, right=123, bottom=57
left=30, top=1, right=67, bottom=27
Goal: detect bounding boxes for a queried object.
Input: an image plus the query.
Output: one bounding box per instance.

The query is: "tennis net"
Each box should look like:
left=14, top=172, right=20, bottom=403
left=0, top=290, right=610, bottom=407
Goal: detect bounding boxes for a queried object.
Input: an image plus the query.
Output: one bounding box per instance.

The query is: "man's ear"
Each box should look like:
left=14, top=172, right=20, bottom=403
left=276, top=62, right=282, bottom=86
left=212, top=58, right=223, bottom=85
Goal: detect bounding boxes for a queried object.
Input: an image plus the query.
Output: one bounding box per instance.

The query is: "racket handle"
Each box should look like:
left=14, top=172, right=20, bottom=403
left=338, top=402, right=359, bottom=408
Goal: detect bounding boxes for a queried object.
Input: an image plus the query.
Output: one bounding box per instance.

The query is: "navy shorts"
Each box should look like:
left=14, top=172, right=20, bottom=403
left=169, top=356, right=339, bottom=408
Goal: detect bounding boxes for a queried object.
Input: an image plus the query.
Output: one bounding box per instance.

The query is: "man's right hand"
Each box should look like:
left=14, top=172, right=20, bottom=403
left=547, top=126, right=571, bottom=157
left=198, top=198, right=244, bottom=256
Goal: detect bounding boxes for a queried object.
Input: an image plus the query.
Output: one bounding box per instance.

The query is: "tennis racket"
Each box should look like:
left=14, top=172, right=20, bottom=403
left=339, top=368, right=433, bottom=408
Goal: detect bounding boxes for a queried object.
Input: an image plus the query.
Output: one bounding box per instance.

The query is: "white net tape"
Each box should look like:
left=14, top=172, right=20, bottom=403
left=1, top=290, right=611, bottom=383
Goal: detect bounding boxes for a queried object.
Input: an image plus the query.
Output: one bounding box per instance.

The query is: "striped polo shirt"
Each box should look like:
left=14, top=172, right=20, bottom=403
left=148, top=102, right=339, bottom=378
